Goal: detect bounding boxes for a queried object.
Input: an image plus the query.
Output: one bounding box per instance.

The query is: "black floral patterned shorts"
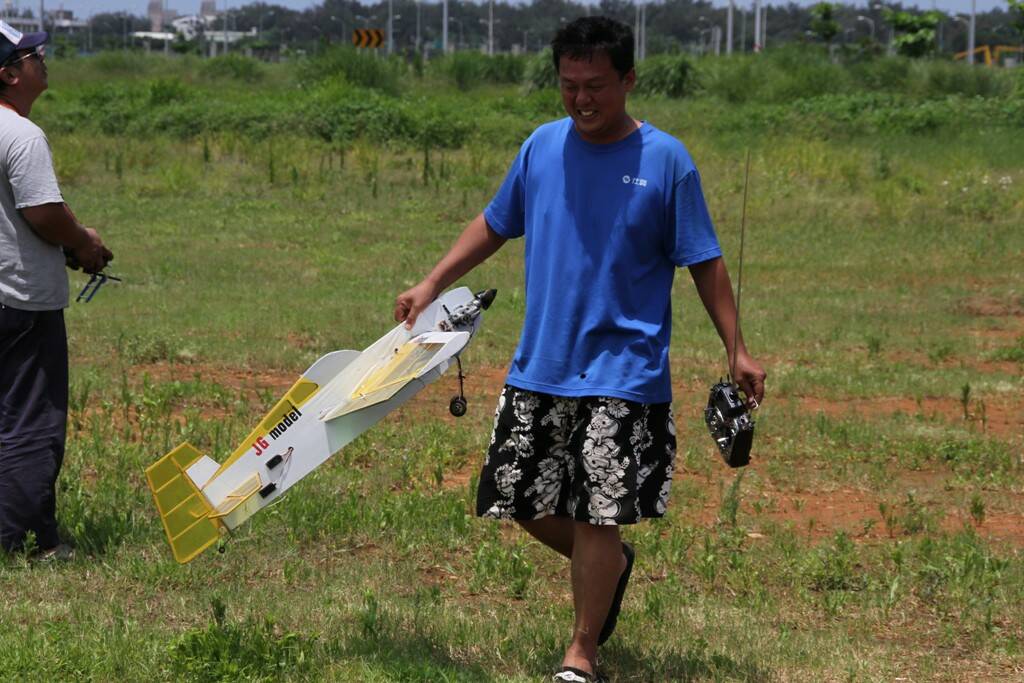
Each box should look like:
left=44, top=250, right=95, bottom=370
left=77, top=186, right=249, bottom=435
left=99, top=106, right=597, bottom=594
left=476, top=385, right=678, bottom=526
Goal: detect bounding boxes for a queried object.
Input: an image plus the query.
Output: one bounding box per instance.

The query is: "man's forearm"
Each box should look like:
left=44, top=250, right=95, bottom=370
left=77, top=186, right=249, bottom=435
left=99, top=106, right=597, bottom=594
left=423, top=213, right=507, bottom=293
left=20, top=203, right=87, bottom=248
left=689, top=257, right=746, bottom=357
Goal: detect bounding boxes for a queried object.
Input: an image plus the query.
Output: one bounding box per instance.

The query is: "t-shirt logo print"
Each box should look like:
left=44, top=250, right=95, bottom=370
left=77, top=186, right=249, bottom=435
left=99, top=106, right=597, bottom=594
left=622, top=174, right=647, bottom=188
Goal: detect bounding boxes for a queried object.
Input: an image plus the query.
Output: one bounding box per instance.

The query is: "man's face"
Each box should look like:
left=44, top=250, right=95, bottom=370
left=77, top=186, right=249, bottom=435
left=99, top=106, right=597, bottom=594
left=558, top=52, right=635, bottom=144
left=2, top=46, right=48, bottom=95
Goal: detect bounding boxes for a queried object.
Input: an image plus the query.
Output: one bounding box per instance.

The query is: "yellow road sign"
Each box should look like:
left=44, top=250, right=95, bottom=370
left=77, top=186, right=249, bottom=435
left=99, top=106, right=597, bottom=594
left=352, top=29, right=384, bottom=48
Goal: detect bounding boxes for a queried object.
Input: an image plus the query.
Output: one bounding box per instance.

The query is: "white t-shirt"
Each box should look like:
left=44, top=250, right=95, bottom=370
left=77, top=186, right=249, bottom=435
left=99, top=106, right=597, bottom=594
left=0, top=106, right=66, bottom=310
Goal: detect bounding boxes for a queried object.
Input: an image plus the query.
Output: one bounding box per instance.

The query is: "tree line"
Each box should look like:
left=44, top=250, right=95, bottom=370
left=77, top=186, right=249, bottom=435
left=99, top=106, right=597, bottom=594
left=63, top=0, right=1024, bottom=58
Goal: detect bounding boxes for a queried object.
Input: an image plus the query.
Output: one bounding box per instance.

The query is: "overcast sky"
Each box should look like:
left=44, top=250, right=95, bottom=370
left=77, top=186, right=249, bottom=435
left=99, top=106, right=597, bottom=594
left=20, top=0, right=1013, bottom=21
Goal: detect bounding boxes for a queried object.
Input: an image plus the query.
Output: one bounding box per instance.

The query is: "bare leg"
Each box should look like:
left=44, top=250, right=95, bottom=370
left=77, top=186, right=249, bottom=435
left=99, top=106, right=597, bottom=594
left=561, top=522, right=626, bottom=675
left=517, top=516, right=574, bottom=558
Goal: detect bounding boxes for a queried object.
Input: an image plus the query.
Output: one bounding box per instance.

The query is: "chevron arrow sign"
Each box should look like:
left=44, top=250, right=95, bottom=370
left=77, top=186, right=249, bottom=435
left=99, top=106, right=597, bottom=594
left=352, top=29, right=384, bottom=48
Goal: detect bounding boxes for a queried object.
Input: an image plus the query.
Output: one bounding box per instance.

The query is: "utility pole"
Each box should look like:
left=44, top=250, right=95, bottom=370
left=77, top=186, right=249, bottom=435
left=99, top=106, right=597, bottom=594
left=761, top=4, right=767, bottom=50
left=727, top=0, right=734, bottom=55
left=634, top=2, right=646, bottom=61
left=634, top=2, right=640, bottom=61
left=415, top=0, right=421, bottom=52
left=442, top=0, right=448, bottom=53
left=387, top=0, right=393, bottom=54
left=632, top=2, right=648, bottom=61
left=641, top=3, right=646, bottom=59
left=740, top=7, right=746, bottom=51
left=753, top=0, right=761, bottom=52
left=967, top=0, right=976, bottom=64
left=487, top=0, right=493, bottom=56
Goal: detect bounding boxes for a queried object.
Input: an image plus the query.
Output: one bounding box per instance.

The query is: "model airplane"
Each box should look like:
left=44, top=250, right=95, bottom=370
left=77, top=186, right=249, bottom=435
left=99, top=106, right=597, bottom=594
left=145, top=287, right=497, bottom=563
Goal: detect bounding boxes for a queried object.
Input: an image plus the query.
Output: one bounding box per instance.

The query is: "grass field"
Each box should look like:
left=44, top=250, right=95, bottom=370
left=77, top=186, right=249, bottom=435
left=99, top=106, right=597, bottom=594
left=1, top=52, right=1023, bottom=681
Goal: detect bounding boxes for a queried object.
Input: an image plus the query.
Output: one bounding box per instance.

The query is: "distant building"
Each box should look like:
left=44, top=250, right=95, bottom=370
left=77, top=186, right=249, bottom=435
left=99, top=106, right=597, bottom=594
left=148, top=0, right=163, bottom=31
left=2, top=7, right=86, bottom=33
left=199, top=0, right=216, bottom=21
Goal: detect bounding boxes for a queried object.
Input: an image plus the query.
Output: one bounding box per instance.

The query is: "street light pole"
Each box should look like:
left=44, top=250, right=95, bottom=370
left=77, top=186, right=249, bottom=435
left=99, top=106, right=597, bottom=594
left=634, top=1, right=646, bottom=61
left=626, top=2, right=634, bottom=61
left=442, top=0, right=448, bottom=53
left=488, top=0, right=494, bottom=55
left=387, top=0, right=393, bottom=54
left=449, top=16, right=462, bottom=48
left=762, top=4, right=767, bottom=50
left=857, top=15, right=875, bottom=41
left=967, top=0, right=976, bottom=64
left=727, top=0, right=734, bottom=55
left=740, top=7, right=746, bottom=52
left=641, top=3, right=646, bottom=59
left=753, top=0, right=761, bottom=52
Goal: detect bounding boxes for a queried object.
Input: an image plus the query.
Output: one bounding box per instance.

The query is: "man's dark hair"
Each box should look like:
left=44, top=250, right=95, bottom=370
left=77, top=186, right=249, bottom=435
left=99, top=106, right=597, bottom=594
left=551, top=16, right=634, bottom=78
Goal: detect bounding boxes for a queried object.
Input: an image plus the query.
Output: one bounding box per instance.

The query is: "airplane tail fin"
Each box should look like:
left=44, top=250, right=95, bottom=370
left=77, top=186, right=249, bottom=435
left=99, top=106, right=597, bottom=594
left=145, top=442, right=225, bottom=564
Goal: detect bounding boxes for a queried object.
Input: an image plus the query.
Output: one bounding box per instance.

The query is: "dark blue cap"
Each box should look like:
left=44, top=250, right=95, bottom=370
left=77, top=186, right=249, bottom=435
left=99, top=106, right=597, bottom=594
left=0, top=21, right=48, bottom=66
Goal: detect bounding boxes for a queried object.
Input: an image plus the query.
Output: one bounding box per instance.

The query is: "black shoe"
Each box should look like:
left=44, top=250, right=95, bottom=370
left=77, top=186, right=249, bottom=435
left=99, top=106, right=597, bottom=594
left=34, top=543, right=75, bottom=563
left=598, top=541, right=634, bottom=646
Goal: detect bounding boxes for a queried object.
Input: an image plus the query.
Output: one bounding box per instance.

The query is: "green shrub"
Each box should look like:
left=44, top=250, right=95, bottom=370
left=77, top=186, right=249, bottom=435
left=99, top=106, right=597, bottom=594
left=524, top=47, right=557, bottom=92
left=147, top=78, right=190, bottom=106
left=484, top=53, right=528, bottom=83
left=762, top=47, right=851, bottom=102
left=636, top=53, right=695, bottom=98
left=199, top=54, right=265, bottom=83
left=88, top=50, right=159, bottom=76
left=296, top=46, right=404, bottom=95
left=695, top=56, right=765, bottom=103
left=410, top=98, right=474, bottom=148
left=694, top=47, right=849, bottom=103
left=848, top=55, right=912, bottom=92
left=434, top=53, right=528, bottom=90
left=302, top=80, right=417, bottom=144
left=441, top=52, right=487, bottom=90
left=913, top=59, right=1010, bottom=99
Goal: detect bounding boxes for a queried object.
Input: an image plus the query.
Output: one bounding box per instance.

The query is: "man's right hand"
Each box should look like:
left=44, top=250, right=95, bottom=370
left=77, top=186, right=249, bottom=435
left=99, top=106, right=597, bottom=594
left=394, top=279, right=441, bottom=330
left=71, top=227, right=113, bottom=274
left=393, top=212, right=508, bottom=330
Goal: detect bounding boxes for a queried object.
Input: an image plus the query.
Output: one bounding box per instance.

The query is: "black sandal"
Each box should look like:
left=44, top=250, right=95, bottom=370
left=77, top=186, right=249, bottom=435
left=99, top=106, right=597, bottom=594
left=554, top=666, right=607, bottom=682
left=598, top=541, right=634, bottom=646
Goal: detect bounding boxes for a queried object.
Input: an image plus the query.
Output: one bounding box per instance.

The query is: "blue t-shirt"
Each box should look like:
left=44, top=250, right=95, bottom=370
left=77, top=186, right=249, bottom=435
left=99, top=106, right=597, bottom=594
left=484, top=118, right=721, bottom=404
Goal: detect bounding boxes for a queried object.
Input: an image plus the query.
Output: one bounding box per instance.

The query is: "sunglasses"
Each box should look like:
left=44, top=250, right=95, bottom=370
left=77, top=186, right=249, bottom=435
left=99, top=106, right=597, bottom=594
left=3, top=44, right=45, bottom=68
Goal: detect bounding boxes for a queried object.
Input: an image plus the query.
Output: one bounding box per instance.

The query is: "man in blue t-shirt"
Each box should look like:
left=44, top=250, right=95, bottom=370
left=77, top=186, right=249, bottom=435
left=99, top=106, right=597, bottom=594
left=395, top=16, right=766, bottom=682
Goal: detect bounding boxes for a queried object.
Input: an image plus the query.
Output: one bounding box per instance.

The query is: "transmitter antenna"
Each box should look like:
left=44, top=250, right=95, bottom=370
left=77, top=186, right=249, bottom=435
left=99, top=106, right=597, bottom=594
left=730, top=150, right=751, bottom=381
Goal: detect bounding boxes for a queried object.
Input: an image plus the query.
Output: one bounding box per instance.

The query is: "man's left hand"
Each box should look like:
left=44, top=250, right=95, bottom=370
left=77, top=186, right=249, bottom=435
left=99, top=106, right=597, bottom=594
left=732, top=350, right=766, bottom=409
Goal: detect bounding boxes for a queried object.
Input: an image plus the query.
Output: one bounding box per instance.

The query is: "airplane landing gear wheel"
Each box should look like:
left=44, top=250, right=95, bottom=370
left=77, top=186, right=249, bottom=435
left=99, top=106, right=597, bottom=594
left=449, top=356, right=468, bottom=417
left=449, top=396, right=467, bottom=417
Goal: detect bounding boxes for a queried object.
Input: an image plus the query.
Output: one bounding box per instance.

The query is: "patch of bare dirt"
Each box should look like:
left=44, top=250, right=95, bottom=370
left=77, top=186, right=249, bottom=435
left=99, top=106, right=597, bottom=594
left=690, top=471, right=1024, bottom=547
left=959, top=296, right=1024, bottom=318
left=120, top=361, right=1024, bottom=547
left=131, top=361, right=297, bottom=396
left=797, top=395, right=1023, bottom=439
